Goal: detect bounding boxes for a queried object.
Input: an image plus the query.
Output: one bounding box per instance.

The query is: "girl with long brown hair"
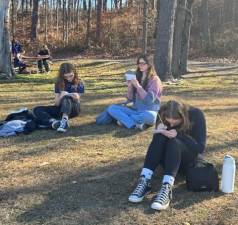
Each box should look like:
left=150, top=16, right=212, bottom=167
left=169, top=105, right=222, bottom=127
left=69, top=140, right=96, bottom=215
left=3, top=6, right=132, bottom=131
left=128, top=100, right=206, bottom=210
left=96, top=55, right=162, bottom=130
left=33, top=63, right=84, bottom=132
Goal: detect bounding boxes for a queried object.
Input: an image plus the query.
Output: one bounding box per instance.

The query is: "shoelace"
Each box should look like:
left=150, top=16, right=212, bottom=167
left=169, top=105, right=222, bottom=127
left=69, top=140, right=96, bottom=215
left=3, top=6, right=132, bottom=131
left=132, top=178, right=147, bottom=196
left=155, top=184, right=170, bottom=204
left=60, top=119, right=67, bottom=128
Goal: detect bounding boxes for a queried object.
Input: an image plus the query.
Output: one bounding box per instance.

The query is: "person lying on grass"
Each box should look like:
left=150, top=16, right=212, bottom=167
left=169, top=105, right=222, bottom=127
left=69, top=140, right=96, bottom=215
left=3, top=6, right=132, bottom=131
left=33, top=63, right=84, bottom=132
left=96, top=55, right=163, bottom=130
left=128, top=100, right=206, bottom=210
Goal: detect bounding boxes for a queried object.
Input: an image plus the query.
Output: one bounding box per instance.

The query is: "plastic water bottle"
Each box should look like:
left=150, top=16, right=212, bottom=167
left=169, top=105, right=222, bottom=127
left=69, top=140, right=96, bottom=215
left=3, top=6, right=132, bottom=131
left=221, top=155, right=236, bottom=193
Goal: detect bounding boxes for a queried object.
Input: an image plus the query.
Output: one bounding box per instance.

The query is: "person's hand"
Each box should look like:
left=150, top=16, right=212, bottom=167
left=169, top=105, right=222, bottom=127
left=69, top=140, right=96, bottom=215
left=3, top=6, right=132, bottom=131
left=130, top=79, right=140, bottom=89
left=126, top=80, right=132, bottom=87
left=153, top=123, right=167, bottom=133
left=160, top=129, right=177, bottom=139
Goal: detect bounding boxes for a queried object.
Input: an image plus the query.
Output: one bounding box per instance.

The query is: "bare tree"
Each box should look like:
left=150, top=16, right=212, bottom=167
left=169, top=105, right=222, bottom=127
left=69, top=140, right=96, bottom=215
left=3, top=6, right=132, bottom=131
left=200, top=0, right=211, bottom=50
left=142, top=0, right=148, bottom=55
left=86, top=0, right=92, bottom=47
left=0, top=0, right=14, bottom=78
left=180, top=0, right=194, bottom=74
left=154, top=0, right=177, bottom=81
left=11, top=0, right=17, bottom=36
left=31, top=0, right=39, bottom=40
left=171, top=0, right=186, bottom=78
left=96, top=0, right=103, bottom=46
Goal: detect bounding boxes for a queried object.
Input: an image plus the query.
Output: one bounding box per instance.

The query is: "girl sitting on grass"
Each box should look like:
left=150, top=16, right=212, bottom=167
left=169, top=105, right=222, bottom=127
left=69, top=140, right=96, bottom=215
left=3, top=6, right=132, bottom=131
left=96, top=55, right=162, bottom=130
left=33, top=63, right=84, bottom=132
left=128, top=100, right=206, bottom=210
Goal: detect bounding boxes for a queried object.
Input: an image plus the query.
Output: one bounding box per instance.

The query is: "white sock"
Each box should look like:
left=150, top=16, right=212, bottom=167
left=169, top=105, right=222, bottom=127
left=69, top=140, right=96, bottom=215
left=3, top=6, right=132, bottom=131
left=140, top=168, right=153, bottom=180
left=162, top=175, right=175, bottom=186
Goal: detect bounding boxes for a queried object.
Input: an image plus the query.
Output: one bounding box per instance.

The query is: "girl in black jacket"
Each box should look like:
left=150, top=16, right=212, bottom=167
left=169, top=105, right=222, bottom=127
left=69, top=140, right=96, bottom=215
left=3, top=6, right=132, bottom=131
left=128, top=100, right=206, bottom=210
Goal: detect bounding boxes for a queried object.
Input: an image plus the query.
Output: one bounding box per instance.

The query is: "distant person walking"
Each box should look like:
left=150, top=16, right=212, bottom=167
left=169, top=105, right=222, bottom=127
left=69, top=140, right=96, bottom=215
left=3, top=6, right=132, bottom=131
left=33, top=63, right=84, bottom=132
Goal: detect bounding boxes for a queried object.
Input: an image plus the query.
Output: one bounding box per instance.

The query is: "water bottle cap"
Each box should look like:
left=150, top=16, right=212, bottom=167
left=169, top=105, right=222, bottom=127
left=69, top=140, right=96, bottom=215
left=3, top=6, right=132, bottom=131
left=224, top=155, right=235, bottom=163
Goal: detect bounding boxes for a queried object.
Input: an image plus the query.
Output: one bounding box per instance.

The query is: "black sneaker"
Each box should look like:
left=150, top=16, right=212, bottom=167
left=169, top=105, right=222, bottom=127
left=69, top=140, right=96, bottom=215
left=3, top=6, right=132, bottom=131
left=151, top=183, right=172, bottom=210
left=57, top=119, right=69, bottom=132
left=128, top=175, right=151, bottom=203
left=52, top=120, right=61, bottom=130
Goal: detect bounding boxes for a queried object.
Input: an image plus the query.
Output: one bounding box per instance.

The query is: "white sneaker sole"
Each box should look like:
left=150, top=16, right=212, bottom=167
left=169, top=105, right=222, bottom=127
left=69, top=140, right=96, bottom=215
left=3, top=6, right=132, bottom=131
left=128, top=195, right=144, bottom=203
left=57, top=128, right=67, bottom=132
left=151, top=201, right=170, bottom=210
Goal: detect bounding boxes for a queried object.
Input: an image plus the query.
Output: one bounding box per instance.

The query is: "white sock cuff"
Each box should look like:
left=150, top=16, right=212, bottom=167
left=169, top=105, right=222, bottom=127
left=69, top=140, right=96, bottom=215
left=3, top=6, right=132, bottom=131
left=141, top=168, right=153, bottom=180
left=163, top=175, right=175, bottom=186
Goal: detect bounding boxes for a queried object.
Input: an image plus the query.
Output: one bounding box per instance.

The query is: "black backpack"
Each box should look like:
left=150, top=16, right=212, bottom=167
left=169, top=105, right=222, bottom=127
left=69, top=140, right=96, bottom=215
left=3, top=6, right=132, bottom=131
left=186, top=157, right=219, bottom=192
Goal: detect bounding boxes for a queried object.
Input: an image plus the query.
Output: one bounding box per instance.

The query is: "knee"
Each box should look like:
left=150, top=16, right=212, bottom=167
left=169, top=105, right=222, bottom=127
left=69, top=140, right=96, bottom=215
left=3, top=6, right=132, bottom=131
left=166, top=138, right=181, bottom=151
left=107, top=104, right=118, bottom=115
left=142, top=111, right=157, bottom=125
left=32, top=106, right=43, bottom=117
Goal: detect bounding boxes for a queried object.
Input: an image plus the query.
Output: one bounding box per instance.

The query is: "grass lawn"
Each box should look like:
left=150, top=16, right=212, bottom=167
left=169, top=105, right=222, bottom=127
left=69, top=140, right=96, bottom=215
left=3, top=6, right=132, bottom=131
left=0, top=59, right=237, bottom=225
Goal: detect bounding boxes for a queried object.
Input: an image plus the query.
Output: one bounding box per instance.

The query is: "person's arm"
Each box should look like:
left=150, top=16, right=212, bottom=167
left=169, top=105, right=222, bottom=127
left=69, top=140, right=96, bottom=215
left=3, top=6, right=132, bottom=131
left=176, top=109, right=206, bottom=154
left=126, top=81, right=135, bottom=101
left=54, top=92, right=68, bottom=106
left=131, top=76, right=162, bottom=104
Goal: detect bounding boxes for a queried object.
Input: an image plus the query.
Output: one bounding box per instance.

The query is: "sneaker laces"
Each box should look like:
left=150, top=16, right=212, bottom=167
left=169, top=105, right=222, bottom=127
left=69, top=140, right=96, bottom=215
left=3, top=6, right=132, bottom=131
left=59, top=119, right=67, bottom=128
left=154, top=183, right=171, bottom=204
left=132, top=177, right=148, bottom=196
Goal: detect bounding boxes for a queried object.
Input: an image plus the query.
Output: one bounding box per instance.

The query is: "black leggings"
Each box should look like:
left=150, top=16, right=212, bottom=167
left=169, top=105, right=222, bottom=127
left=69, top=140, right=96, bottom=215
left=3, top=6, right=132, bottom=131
left=33, top=96, right=80, bottom=127
left=143, top=134, right=198, bottom=177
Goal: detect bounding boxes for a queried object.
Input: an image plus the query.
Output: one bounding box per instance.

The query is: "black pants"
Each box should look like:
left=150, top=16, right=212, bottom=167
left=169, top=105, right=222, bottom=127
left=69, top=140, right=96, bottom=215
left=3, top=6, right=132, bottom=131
left=143, top=134, right=198, bottom=177
left=38, top=59, right=50, bottom=72
left=33, top=96, right=80, bottom=127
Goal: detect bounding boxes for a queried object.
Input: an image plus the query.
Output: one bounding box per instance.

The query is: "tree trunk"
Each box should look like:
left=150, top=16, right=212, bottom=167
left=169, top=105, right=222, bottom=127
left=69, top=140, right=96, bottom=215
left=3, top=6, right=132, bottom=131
left=235, top=0, right=238, bottom=26
left=96, top=0, right=102, bottom=46
left=200, top=0, right=211, bottom=50
left=103, top=0, right=107, bottom=11
left=31, top=0, right=39, bottom=40
left=171, top=0, right=186, bottom=78
left=154, top=0, right=177, bottom=81
left=180, top=0, right=194, bottom=75
left=85, top=0, right=92, bottom=47
left=142, top=0, right=148, bottom=55
left=44, top=0, right=48, bottom=42
left=114, top=0, right=118, bottom=9
left=0, top=0, right=14, bottom=78
left=11, top=0, right=17, bottom=36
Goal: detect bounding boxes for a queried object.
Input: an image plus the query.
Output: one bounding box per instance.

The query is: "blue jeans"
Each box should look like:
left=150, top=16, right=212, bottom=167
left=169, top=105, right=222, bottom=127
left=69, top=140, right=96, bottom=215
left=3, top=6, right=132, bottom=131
left=96, top=104, right=157, bottom=129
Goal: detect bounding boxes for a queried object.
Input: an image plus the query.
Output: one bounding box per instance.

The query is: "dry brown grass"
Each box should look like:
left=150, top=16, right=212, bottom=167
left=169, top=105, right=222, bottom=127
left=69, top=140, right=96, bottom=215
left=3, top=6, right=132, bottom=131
left=0, top=59, right=237, bottom=225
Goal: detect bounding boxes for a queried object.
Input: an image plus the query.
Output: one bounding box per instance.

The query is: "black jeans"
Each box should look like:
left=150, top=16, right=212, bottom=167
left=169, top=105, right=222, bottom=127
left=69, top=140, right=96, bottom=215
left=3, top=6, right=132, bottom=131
left=33, top=96, right=80, bottom=127
left=38, top=59, right=50, bottom=72
left=143, top=134, right=198, bottom=177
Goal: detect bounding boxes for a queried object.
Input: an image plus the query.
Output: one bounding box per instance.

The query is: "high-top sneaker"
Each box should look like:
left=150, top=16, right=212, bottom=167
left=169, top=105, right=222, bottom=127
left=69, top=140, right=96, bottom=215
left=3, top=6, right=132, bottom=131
left=128, top=175, right=151, bottom=203
left=151, top=183, right=172, bottom=210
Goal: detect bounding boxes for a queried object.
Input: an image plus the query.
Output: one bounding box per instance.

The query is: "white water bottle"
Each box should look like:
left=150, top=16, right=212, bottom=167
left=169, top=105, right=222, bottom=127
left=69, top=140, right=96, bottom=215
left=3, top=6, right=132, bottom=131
left=221, top=155, right=236, bottom=193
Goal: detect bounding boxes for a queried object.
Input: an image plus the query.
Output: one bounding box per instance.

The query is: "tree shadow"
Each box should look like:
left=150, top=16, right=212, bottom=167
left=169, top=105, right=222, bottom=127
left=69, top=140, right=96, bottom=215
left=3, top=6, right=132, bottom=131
left=0, top=156, right=220, bottom=224
left=6, top=157, right=142, bottom=224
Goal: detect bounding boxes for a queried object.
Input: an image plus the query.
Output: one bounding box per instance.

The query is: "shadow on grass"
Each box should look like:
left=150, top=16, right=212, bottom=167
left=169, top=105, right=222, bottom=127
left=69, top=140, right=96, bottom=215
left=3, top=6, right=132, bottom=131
left=0, top=156, right=224, bottom=224
left=187, top=64, right=238, bottom=74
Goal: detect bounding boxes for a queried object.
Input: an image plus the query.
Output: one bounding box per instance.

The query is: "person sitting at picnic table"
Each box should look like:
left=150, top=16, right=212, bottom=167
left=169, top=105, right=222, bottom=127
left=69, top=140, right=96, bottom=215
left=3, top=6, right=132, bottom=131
left=37, top=45, right=51, bottom=73
left=11, top=38, right=23, bottom=56
left=13, top=53, right=32, bottom=74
